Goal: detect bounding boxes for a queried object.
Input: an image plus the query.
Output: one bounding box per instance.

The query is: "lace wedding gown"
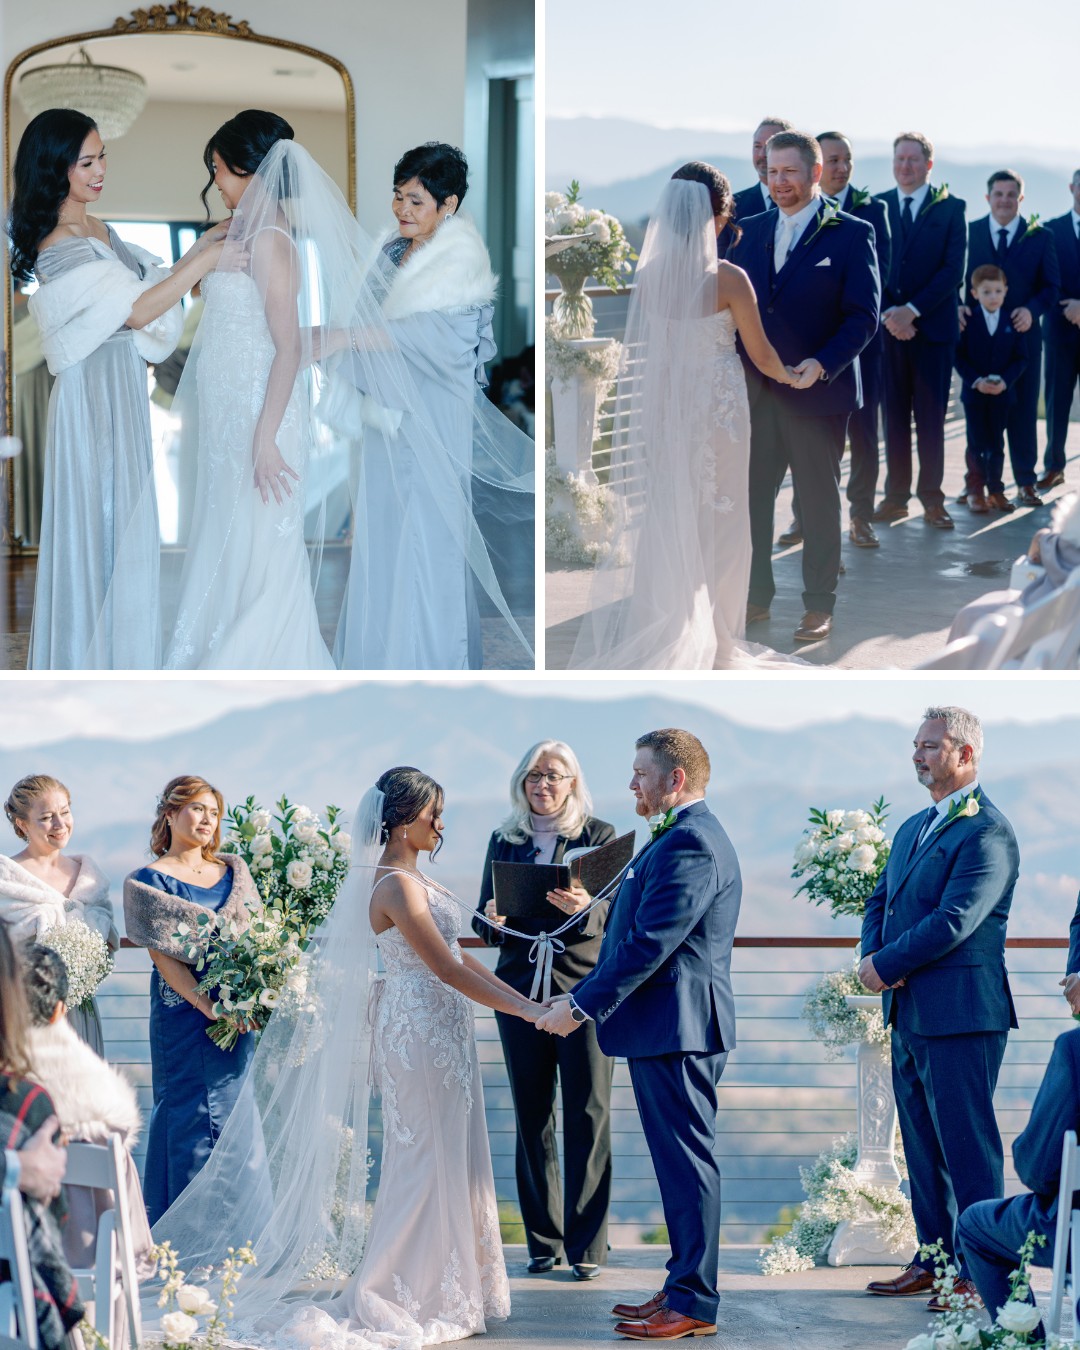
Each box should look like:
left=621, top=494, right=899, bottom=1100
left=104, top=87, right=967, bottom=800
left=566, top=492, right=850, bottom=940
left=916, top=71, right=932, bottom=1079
left=164, top=228, right=334, bottom=670
left=270, top=876, right=509, bottom=1349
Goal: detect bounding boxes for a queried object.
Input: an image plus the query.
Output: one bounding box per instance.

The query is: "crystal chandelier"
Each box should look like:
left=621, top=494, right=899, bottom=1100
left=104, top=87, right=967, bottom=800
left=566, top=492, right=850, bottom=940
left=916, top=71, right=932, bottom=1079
left=17, top=48, right=148, bottom=140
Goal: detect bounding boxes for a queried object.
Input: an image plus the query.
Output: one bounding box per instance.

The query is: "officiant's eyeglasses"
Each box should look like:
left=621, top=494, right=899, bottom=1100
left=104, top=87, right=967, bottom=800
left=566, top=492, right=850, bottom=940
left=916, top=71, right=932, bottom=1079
left=525, top=771, right=573, bottom=786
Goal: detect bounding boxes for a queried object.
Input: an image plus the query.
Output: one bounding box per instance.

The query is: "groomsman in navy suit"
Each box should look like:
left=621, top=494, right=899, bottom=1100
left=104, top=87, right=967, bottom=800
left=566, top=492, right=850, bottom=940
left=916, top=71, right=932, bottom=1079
left=728, top=131, right=879, bottom=643
left=860, top=707, right=1019, bottom=1309
left=536, top=729, right=741, bottom=1342
left=718, top=115, right=791, bottom=260
left=1062, top=883, right=1080, bottom=1016
left=1041, top=170, right=1080, bottom=489
left=959, top=170, right=1061, bottom=509
left=873, top=133, right=967, bottom=529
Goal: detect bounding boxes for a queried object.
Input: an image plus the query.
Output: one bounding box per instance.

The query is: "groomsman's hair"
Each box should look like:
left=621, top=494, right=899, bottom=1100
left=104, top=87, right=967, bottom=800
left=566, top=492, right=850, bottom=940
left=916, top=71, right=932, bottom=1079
left=922, top=706, right=983, bottom=766
left=987, top=169, right=1024, bottom=194
left=766, top=131, right=822, bottom=171
left=636, top=730, right=710, bottom=793
left=893, top=131, right=934, bottom=160
left=971, top=264, right=1007, bottom=289
left=816, top=131, right=850, bottom=147
left=757, top=117, right=794, bottom=134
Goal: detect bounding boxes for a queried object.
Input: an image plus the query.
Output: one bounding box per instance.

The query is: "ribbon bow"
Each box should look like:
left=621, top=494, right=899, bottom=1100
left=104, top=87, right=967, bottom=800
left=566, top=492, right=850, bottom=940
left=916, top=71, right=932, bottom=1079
left=528, top=932, right=567, bottom=1003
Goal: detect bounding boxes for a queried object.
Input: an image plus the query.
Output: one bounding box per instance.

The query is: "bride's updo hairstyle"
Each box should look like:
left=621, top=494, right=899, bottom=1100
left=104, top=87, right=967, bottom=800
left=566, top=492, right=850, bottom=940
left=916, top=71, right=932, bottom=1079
left=393, top=142, right=469, bottom=208
left=150, top=774, right=226, bottom=862
left=375, top=767, right=445, bottom=857
left=200, top=108, right=295, bottom=218
left=8, top=108, right=99, bottom=282
left=4, top=774, right=70, bottom=841
left=670, top=160, right=740, bottom=245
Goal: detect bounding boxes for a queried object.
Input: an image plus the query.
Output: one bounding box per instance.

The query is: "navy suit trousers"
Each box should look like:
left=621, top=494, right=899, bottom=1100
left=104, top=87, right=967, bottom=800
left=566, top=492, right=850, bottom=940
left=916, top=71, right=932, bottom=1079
left=957, top=1193, right=1055, bottom=1325
left=892, top=1025, right=1007, bottom=1278
left=1044, top=336, right=1080, bottom=474
left=628, top=1050, right=728, bottom=1323
left=882, top=335, right=955, bottom=508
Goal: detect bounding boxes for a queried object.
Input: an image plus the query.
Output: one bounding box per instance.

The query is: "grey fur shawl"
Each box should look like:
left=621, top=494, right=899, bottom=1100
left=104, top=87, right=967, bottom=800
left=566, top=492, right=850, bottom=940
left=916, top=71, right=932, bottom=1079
left=123, top=855, right=258, bottom=962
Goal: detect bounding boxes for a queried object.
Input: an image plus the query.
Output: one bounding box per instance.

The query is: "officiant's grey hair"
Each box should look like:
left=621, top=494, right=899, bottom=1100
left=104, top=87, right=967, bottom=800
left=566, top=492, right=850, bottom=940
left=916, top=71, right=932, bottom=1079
left=498, top=741, right=592, bottom=846
left=923, top=706, right=983, bottom=765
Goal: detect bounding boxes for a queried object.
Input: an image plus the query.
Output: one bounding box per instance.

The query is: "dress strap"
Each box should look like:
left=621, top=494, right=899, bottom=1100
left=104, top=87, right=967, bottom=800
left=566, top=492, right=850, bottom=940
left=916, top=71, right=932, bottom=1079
left=370, top=867, right=427, bottom=896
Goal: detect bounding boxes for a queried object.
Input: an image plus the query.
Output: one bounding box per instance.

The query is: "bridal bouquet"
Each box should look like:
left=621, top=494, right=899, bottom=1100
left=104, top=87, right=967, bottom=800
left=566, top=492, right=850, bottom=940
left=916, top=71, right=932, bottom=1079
left=150, top=1238, right=256, bottom=1350
left=792, top=799, right=891, bottom=920
left=41, top=917, right=114, bottom=1011
left=221, top=795, right=351, bottom=946
left=545, top=181, right=633, bottom=293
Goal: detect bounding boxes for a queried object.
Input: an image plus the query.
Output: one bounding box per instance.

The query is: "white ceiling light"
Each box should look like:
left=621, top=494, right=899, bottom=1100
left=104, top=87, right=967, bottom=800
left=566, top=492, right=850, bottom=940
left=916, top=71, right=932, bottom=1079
left=17, top=48, right=148, bottom=139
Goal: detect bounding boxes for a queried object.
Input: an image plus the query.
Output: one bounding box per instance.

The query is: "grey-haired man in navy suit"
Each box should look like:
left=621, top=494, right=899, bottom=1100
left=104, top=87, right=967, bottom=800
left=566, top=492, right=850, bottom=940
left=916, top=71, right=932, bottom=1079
left=860, top=706, right=1019, bottom=1310
left=718, top=115, right=791, bottom=260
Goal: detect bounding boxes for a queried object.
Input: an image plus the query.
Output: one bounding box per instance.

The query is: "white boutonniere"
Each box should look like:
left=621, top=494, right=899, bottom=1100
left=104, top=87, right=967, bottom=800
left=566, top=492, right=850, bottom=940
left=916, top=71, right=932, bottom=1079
left=806, top=200, right=843, bottom=245
left=944, top=789, right=981, bottom=827
left=648, top=808, right=678, bottom=840
left=848, top=186, right=872, bottom=210
left=1019, top=213, right=1042, bottom=242
left=927, top=182, right=950, bottom=209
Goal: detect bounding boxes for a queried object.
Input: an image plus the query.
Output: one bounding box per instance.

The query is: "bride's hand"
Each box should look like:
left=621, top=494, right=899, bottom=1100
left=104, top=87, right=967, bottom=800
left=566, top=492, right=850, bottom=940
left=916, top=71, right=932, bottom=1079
left=179, top=221, right=229, bottom=266
left=252, top=425, right=301, bottom=505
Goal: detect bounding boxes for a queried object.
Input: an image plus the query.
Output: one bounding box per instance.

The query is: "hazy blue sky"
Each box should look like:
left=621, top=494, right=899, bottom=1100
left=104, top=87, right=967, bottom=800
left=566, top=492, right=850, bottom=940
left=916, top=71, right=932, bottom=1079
left=547, top=0, right=1079, bottom=156
left=2, top=676, right=1078, bottom=746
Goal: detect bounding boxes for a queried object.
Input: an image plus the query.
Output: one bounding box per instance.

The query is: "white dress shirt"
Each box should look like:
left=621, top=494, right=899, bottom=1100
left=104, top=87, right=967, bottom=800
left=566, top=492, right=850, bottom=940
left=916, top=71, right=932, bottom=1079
left=1071, top=209, right=1080, bottom=241
left=774, top=196, right=821, bottom=267
left=757, top=181, right=773, bottom=212
left=898, top=181, right=932, bottom=221
left=919, top=781, right=981, bottom=844
left=988, top=214, right=1020, bottom=250
left=981, top=306, right=1000, bottom=336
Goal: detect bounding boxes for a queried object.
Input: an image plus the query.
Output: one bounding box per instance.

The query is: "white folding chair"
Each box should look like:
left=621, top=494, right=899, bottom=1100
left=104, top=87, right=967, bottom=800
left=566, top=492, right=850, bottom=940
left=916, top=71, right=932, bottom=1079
left=918, top=608, right=1022, bottom=670
left=0, top=1188, right=39, bottom=1348
left=64, top=1136, right=142, bottom=1349
left=1048, top=1129, right=1080, bottom=1339
left=1003, top=571, right=1080, bottom=669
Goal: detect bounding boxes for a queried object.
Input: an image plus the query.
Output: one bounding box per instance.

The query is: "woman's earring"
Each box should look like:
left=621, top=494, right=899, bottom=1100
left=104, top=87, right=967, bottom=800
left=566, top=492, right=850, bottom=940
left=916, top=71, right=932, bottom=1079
left=403, top=825, right=408, bottom=842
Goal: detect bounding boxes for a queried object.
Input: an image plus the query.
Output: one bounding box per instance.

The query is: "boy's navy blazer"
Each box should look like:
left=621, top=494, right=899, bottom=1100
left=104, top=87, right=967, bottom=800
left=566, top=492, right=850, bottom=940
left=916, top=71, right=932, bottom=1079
left=876, top=185, right=967, bottom=343
left=860, top=790, right=1019, bottom=1037
left=571, top=801, right=741, bottom=1059
left=954, top=308, right=1028, bottom=404
left=964, top=215, right=1060, bottom=318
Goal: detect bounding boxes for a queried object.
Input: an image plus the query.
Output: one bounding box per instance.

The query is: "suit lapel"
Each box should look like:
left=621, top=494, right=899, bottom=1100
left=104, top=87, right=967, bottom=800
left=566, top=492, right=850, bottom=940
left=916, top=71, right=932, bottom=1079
left=891, top=795, right=986, bottom=896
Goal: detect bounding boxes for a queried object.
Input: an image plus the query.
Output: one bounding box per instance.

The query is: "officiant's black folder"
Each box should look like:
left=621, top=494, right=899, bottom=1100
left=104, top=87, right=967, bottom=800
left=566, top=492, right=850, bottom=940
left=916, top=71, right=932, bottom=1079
left=492, top=831, right=635, bottom=922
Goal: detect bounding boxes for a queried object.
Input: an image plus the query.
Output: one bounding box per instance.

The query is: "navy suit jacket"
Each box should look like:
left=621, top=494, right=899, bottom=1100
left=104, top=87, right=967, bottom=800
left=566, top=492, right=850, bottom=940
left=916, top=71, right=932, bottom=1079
left=1067, top=890, right=1080, bottom=974
left=877, top=185, right=967, bottom=343
left=1044, top=212, right=1080, bottom=349
left=719, top=182, right=774, bottom=259
left=834, top=189, right=892, bottom=287
left=571, top=801, right=741, bottom=1059
left=728, top=197, right=880, bottom=417
left=964, top=216, right=1060, bottom=321
left=954, top=308, right=1027, bottom=404
left=860, top=789, right=1019, bottom=1036
left=1011, top=1028, right=1080, bottom=1219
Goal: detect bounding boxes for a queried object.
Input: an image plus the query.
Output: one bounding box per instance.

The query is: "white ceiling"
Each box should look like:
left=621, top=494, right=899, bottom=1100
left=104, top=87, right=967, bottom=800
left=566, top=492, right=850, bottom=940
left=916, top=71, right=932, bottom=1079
left=14, top=31, right=348, bottom=113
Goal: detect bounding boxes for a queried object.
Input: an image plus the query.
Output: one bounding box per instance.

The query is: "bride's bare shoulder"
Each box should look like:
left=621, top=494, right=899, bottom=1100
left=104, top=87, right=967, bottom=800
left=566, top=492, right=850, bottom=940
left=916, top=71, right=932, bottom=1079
left=716, top=261, right=754, bottom=308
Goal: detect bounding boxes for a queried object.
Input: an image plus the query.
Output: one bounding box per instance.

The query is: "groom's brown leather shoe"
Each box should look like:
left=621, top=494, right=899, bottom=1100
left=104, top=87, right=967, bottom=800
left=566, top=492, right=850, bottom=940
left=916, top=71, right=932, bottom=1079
left=865, top=1265, right=936, bottom=1297
left=848, top=517, right=879, bottom=548
left=745, top=603, right=770, bottom=627
left=794, top=611, right=832, bottom=642
left=614, top=1309, right=717, bottom=1340
left=612, top=1292, right=666, bottom=1319
left=777, top=518, right=803, bottom=546
left=871, top=501, right=909, bottom=523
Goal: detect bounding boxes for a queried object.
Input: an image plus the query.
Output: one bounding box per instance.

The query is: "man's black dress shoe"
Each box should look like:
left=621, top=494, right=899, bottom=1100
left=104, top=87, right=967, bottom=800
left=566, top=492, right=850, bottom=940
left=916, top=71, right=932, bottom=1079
left=527, top=1256, right=557, bottom=1273
left=572, top=1264, right=601, bottom=1280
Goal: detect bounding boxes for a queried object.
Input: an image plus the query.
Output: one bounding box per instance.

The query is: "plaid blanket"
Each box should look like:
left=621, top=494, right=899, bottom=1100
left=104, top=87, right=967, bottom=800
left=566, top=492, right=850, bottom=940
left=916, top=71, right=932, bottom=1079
left=0, top=1077, right=84, bottom=1350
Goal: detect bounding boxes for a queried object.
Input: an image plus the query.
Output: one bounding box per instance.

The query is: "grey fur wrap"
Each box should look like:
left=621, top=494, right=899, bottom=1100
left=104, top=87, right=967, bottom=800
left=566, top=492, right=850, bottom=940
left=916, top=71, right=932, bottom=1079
left=122, top=854, right=258, bottom=961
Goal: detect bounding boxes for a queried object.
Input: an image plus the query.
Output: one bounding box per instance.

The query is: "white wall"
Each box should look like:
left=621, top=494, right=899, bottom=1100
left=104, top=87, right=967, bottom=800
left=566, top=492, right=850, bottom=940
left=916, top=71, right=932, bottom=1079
left=2, top=0, right=469, bottom=234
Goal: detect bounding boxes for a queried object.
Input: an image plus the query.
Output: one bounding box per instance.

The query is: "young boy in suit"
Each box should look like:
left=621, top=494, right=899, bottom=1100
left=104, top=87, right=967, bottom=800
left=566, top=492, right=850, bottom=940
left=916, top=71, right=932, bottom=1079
left=955, top=264, right=1027, bottom=512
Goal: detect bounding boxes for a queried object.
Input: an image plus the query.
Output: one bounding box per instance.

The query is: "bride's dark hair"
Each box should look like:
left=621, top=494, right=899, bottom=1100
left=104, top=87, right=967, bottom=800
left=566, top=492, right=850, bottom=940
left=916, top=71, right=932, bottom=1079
left=8, top=108, right=99, bottom=282
left=200, top=108, right=295, bottom=218
left=376, top=767, right=445, bottom=857
left=670, top=160, right=741, bottom=245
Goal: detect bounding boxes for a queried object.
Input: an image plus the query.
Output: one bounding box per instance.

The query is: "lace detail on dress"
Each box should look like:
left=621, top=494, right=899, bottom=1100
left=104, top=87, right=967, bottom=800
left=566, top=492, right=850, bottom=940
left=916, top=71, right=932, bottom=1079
left=699, top=309, right=750, bottom=504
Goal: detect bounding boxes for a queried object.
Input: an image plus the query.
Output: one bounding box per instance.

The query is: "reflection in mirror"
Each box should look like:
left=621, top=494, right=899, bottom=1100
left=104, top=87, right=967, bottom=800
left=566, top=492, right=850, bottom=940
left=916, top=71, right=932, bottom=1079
left=7, top=29, right=351, bottom=553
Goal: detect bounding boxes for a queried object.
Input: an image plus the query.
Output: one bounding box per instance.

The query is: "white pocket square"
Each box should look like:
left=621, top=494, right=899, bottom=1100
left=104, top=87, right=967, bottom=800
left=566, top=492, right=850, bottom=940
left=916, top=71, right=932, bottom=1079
left=626, top=867, right=635, bottom=880
left=815, top=257, right=832, bottom=267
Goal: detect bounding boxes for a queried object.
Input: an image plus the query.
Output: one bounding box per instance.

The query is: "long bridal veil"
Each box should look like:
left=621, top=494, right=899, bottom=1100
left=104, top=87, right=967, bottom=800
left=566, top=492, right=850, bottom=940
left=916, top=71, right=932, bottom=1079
left=148, top=789, right=385, bottom=1327
left=87, top=140, right=533, bottom=669
left=567, top=178, right=780, bottom=671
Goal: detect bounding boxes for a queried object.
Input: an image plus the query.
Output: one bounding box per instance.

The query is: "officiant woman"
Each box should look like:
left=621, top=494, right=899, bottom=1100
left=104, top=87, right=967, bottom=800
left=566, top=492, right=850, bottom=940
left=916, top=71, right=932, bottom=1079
left=472, top=740, right=615, bottom=1279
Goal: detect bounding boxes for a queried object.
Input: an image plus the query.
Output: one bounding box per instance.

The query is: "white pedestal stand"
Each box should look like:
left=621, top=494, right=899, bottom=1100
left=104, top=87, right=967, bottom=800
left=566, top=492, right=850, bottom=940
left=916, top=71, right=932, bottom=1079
left=549, top=338, right=616, bottom=481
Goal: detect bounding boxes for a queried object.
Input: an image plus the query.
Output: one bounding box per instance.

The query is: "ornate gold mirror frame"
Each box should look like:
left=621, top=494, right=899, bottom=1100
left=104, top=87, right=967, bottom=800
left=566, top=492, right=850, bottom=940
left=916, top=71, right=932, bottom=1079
left=2, top=1, right=356, bottom=550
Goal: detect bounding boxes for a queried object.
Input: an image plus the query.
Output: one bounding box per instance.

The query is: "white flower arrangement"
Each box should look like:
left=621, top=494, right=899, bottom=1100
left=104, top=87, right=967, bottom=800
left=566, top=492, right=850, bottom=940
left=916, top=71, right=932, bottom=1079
left=544, top=182, right=634, bottom=293
left=544, top=318, right=622, bottom=390
left=759, top=1133, right=915, bottom=1275
left=40, top=917, right=114, bottom=1010
left=803, top=962, right=890, bottom=1059
left=146, top=1239, right=255, bottom=1350
left=793, top=798, right=891, bottom=920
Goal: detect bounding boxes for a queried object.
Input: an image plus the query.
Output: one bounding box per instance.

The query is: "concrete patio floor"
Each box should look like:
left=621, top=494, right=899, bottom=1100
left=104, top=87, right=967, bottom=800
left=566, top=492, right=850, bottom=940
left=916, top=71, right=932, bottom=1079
left=487, top=1245, right=1054, bottom=1347
left=545, top=421, right=1080, bottom=670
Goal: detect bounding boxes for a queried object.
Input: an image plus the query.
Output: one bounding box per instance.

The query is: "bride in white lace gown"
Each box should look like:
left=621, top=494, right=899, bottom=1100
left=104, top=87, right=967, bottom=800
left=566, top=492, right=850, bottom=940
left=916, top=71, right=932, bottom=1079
left=150, top=769, right=539, bottom=1348
left=567, top=164, right=805, bottom=670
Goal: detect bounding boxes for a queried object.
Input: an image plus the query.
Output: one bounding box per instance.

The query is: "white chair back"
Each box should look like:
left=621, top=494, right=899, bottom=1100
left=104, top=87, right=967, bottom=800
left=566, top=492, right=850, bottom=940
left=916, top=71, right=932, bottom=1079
left=0, top=1189, right=38, bottom=1348
left=918, top=608, right=1022, bottom=670
left=1004, top=570, right=1080, bottom=669
left=64, top=1136, right=142, bottom=1349
left=1048, top=1129, right=1080, bottom=1338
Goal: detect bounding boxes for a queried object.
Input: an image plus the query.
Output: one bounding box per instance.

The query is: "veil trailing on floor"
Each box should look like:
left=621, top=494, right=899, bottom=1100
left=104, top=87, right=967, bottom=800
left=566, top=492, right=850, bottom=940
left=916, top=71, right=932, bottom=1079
left=566, top=178, right=795, bottom=671
left=147, top=789, right=385, bottom=1327
left=87, top=139, right=534, bottom=669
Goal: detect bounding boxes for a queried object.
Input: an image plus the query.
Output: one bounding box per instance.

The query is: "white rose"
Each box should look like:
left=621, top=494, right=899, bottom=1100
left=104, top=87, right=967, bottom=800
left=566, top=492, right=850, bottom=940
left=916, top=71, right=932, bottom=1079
left=545, top=191, right=567, bottom=212
left=854, top=825, right=884, bottom=844
left=287, top=859, right=313, bottom=889
left=250, top=833, right=272, bottom=856
left=842, top=810, right=870, bottom=830
left=249, top=810, right=272, bottom=832
left=259, top=853, right=275, bottom=872
left=160, top=1311, right=200, bottom=1344
left=824, top=868, right=837, bottom=880
left=825, top=810, right=845, bottom=828
left=258, top=988, right=279, bottom=1009
left=846, top=844, right=878, bottom=873
left=794, top=840, right=817, bottom=867
left=291, top=804, right=316, bottom=823
left=176, top=1286, right=217, bottom=1316
left=995, top=1301, right=1040, bottom=1335
left=835, top=831, right=856, bottom=852
left=586, top=220, right=611, bottom=244
left=294, top=821, right=319, bottom=844
left=903, top=1336, right=937, bottom=1350
left=313, top=849, right=333, bottom=870
left=956, top=1326, right=980, bottom=1348
left=331, top=832, right=351, bottom=855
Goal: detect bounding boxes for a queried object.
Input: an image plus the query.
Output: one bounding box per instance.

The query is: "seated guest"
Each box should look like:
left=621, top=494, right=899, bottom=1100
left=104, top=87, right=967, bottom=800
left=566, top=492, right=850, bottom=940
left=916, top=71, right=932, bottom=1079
left=0, top=922, right=83, bottom=1350
left=22, top=942, right=155, bottom=1295
left=958, top=1026, right=1080, bottom=1324
left=944, top=492, right=1080, bottom=645
left=473, top=740, right=615, bottom=1279
left=954, top=265, right=1027, bottom=514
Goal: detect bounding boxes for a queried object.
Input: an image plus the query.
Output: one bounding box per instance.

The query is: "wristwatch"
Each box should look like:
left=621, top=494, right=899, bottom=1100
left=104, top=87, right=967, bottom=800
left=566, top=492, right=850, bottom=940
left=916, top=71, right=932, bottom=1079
left=569, top=999, right=588, bottom=1024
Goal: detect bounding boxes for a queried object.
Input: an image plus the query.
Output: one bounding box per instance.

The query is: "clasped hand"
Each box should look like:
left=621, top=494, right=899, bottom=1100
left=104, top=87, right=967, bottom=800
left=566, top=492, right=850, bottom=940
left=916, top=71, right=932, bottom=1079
left=534, top=993, right=580, bottom=1038
left=1061, top=972, right=1080, bottom=1016
left=781, top=359, right=823, bottom=390
left=857, top=953, right=905, bottom=994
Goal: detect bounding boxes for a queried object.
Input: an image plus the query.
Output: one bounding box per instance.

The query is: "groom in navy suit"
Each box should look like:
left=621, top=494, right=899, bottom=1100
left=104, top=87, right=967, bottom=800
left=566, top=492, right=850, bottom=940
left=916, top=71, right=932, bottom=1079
left=728, top=130, right=879, bottom=643
left=536, top=729, right=741, bottom=1342
left=860, top=706, right=1019, bottom=1308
